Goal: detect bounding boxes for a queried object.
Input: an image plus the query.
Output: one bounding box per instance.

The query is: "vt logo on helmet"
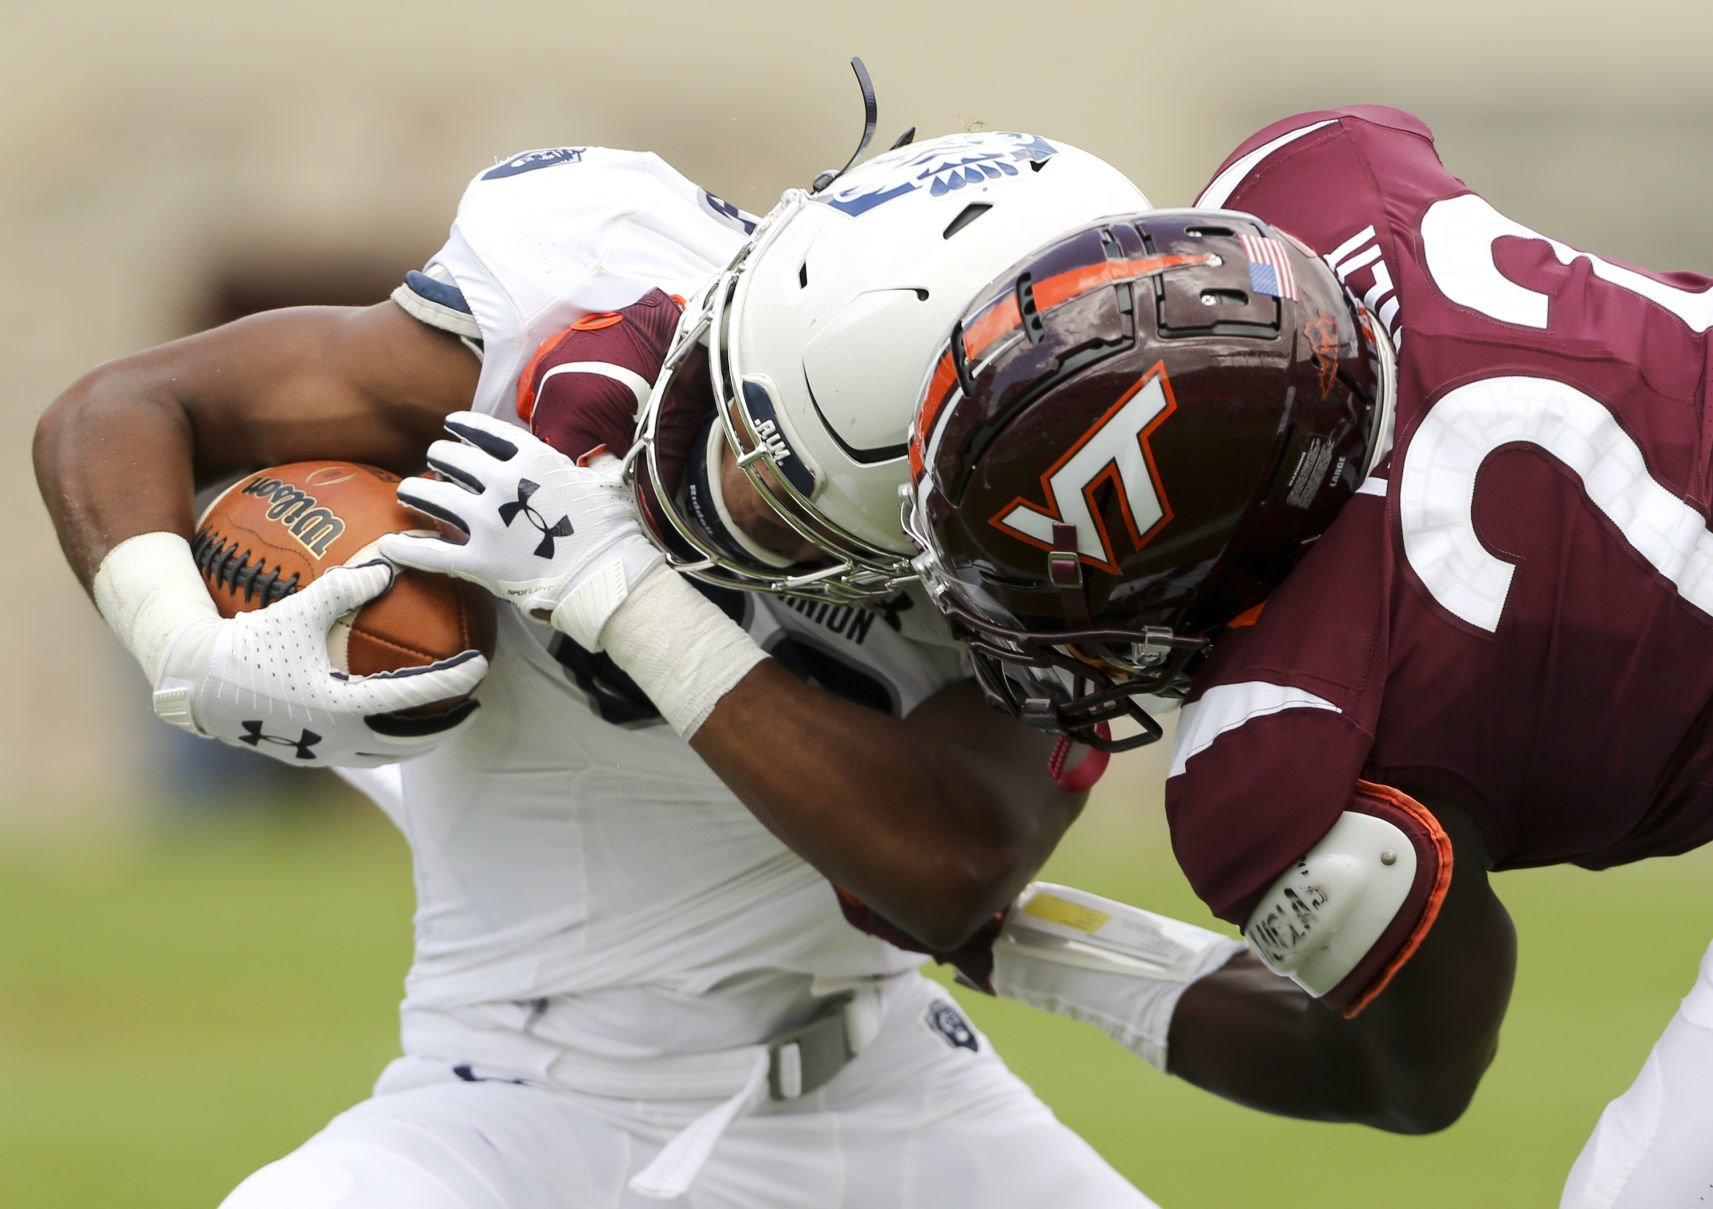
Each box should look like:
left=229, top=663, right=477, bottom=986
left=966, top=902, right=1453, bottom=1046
left=630, top=126, right=1151, bottom=603
left=907, top=210, right=1396, bottom=749
left=991, top=363, right=1178, bottom=575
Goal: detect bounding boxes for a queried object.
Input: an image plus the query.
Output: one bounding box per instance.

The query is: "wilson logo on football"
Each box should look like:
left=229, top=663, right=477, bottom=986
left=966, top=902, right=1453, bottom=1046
left=238, top=476, right=348, bottom=558
left=990, top=363, right=1176, bottom=573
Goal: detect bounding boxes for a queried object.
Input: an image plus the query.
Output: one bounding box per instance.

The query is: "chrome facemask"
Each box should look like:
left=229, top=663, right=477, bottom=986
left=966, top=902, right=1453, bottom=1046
left=629, top=189, right=920, bottom=605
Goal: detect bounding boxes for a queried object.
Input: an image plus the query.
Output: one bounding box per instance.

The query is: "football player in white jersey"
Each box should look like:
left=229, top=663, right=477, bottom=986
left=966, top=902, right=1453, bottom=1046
left=34, top=114, right=1167, bottom=1205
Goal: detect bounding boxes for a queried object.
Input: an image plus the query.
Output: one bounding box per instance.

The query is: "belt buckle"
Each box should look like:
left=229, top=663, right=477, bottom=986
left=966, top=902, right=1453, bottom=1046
left=766, top=991, right=857, bottom=1101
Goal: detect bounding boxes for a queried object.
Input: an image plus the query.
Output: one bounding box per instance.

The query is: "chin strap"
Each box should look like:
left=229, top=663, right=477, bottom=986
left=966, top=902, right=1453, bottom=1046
left=1048, top=521, right=1093, bottom=629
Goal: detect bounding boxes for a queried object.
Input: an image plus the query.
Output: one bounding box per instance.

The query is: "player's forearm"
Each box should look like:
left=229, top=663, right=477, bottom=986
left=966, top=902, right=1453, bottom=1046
left=34, top=365, right=199, bottom=591
left=1167, top=796, right=1512, bottom=1132
left=592, top=567, right=1074, bottom=947
left=1169, top=951, right=1490, bottom=1133
left=691, top=664, right=1065, bottom=948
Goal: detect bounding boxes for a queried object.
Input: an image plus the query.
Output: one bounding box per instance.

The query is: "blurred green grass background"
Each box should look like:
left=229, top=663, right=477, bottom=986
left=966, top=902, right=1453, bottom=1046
left=4, top=781, right=1706, bottom=1208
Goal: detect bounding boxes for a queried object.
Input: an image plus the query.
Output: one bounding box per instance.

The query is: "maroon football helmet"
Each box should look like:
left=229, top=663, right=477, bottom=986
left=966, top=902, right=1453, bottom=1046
left=906, top=209, right=1394, bottom=750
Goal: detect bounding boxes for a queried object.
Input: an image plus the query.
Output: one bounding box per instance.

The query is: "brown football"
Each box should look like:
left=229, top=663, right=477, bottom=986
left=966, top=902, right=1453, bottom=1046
left=192, top=461, right=497, bottom=681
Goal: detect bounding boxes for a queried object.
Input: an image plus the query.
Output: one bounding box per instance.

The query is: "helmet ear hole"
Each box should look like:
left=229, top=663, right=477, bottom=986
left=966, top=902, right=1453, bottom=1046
left=1016, top=275, right=1046, bottom=344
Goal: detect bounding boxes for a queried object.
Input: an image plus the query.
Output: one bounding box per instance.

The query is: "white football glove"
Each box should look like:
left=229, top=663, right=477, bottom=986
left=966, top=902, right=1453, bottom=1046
left=380, top=411, right=665, bottom=651
left=151, top=560, right=489, bottom=769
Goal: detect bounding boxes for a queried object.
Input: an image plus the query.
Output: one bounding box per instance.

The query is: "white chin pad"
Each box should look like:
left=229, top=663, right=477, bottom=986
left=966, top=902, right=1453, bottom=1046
left=1243, top=810, right=1417, bottom=998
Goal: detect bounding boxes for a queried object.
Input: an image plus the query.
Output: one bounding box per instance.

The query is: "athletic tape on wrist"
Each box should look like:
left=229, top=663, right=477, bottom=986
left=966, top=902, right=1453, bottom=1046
left=91, top=531, right=220, bottom=683
left=599, top=564, right=767, bottom=738
left=991, top=884, right=1245, bottom=1072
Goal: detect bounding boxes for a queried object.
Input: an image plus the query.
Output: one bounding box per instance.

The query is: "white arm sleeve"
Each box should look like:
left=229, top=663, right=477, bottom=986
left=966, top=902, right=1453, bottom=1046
left=991, top=882, right=1245, bottom=1072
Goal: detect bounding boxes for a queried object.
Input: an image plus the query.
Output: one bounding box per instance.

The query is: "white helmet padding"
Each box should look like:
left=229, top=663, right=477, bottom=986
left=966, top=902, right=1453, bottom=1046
left=634, top=130, right=1151, bottom=602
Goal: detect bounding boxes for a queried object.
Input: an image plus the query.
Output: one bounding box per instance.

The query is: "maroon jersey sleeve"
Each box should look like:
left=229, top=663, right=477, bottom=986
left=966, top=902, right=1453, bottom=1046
left=516, top=288, right=683, bottom=460
left=1165, top=494, right=1389, bottom=924
left=1197, top=106, right=1449, bottom=246
left=1171, top=105, right=1713, bottom=929
left=1195, top=107, right=1462, bottom=357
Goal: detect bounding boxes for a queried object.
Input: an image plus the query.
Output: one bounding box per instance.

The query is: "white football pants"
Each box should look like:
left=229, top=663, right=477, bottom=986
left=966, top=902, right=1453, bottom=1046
left=218, top=974, right=1155, bottom=1209
left=1560, top=939, right=1713, bottom=1208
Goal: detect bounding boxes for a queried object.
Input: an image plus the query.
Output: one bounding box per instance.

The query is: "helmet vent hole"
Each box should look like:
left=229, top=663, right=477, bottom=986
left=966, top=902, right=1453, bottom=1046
left=1186, top=225, right=1235, bottom=238
left=1016, top=275, right=1046, bottom=344
left=951, top=321, right=977, bottom=396
left=1201, top=289, right=1249, bottom=308
left=943, top=203, right=992, bottom=239
left=798, top=263, right=810, bottom=290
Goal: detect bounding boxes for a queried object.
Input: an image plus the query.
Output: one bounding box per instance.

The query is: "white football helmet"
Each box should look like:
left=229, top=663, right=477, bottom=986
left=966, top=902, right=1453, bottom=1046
left=633, top=129, right=1151, bottom=602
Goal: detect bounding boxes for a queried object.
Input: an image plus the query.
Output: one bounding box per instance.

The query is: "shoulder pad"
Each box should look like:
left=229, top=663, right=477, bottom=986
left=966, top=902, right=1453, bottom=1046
left=1243, top=780, right=1451, bottom=1017
left=517, top=289, right=685, bottom=461
left=391, top=264, right=484, bottom=357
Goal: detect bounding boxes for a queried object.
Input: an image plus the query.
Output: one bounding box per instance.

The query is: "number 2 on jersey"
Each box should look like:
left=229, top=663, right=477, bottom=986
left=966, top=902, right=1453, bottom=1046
left=1400, top=196, right=1713, bottom=632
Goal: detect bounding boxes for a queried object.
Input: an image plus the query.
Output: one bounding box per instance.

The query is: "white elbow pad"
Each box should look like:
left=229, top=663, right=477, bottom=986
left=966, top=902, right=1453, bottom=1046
left=1243, top=780, right=1452, bottom=1017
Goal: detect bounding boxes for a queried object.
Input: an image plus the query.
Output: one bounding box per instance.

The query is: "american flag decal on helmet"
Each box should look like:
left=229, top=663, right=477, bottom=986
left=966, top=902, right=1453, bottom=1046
left=1240, top=233, right=1298, bottom=301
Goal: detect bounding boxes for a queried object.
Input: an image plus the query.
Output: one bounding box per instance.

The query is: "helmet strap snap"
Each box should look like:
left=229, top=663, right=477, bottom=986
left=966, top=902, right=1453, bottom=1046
left=1049, top=522, right=1092, bottom=629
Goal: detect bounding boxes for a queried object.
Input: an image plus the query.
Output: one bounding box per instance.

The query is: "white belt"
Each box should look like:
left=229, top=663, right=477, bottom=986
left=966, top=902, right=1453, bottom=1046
left=406, top=979, right=890, bottom=1200
left=619, top=986, right=881, bottom=1199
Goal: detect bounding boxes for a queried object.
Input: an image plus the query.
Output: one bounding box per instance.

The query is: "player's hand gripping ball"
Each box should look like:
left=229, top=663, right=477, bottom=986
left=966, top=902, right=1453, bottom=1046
left=154, top=462, right=499, bottom=768
left=194, top=461, right=497, bottom=677
left=380, top=412, right=665, bottom=653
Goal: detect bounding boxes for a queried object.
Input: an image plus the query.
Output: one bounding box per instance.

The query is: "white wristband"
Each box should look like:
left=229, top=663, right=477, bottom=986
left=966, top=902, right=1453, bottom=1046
left=598, top=564, right=768, bottom=738
left=91, top=531, right=220, bottom=684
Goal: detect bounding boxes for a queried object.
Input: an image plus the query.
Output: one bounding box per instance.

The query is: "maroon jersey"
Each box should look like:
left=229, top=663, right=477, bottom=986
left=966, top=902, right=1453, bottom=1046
left=517, top=288, right=695, bottom=462
left=1168, top=107, right=1713, bottom=925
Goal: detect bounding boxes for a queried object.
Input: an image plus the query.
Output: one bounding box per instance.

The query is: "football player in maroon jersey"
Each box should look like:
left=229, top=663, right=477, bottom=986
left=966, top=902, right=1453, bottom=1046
left=908, top=106, right=1713, bottom=1209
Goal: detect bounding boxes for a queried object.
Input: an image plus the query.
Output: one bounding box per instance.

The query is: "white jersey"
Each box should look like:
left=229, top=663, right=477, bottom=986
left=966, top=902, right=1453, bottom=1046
left=359, top=146, right=970, bottom=1062
left=406, top=145, right=757, bottom=423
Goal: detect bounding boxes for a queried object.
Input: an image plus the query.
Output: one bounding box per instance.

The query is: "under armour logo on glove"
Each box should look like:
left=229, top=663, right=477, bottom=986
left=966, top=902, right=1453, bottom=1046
left=151, top=562, right=488, bottom=770
left=498, top=479, right=575, bottom=558
left=384, top=412, right=665, bottom=652
left=238, top=720, right=322, bottom=760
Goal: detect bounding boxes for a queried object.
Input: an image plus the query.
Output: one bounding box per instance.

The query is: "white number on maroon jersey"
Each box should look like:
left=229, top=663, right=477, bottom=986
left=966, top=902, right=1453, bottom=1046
left=1403, top=206, right=1713, bottom=631
left=1420, top=194, right=1713, bottom=332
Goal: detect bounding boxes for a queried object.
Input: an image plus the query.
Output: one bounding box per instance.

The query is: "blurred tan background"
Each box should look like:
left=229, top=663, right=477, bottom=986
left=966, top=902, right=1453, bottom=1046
left=8, top=0, right=1712, bottom=809
left=7, top=4, right=1713, bottom=1205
